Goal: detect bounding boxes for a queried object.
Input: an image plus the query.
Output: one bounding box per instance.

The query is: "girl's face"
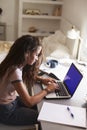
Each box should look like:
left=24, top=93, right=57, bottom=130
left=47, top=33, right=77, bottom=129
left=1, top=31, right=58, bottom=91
left=25, top=46, right=42, bottom=65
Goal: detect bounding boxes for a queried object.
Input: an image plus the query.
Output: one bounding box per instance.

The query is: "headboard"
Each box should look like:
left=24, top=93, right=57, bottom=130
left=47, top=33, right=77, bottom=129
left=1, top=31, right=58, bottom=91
left=60, top=18, right=79, bottom=59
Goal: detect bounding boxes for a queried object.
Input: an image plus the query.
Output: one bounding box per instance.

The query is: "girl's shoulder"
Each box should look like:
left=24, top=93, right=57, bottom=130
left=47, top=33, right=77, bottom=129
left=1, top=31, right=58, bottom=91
left=10, top=67, right=22, bottom=81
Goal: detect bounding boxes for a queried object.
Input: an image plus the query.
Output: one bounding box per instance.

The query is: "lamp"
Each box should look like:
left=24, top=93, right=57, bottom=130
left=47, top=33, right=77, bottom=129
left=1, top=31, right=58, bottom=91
left=67, top=26, right=83, bottom=62
left=67, top=26, right=79, bottom=39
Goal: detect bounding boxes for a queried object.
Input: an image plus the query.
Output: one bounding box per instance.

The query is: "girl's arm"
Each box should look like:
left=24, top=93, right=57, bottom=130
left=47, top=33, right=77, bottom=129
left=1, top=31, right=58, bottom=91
left=36, top=75, right=56, bottom=85
left=13, top=81, right=58, bottom=107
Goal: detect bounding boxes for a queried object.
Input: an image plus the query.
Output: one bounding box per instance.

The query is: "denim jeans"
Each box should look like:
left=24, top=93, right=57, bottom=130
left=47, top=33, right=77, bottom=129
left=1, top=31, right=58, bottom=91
left=0, top=96, right=39, bottom=126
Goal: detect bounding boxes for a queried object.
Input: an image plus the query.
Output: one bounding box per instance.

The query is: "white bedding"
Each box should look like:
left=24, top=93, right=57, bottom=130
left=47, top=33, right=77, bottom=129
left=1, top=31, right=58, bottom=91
left=42, top=30, right=71, bottom=61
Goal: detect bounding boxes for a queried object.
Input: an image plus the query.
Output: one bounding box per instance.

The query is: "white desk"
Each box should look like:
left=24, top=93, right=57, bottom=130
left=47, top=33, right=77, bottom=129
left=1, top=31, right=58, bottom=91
left=33, top=59, right=87, bottom=130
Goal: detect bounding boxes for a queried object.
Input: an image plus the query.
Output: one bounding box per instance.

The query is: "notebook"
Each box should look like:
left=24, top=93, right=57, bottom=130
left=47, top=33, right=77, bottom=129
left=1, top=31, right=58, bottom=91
left=38, top=102, right=86, bottom=128
left=41, top=63, right=83, bottom=99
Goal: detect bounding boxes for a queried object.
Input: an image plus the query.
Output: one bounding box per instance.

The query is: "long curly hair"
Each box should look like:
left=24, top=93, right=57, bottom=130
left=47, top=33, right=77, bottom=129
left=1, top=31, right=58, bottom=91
left=0, top=35, right=43, bottom=90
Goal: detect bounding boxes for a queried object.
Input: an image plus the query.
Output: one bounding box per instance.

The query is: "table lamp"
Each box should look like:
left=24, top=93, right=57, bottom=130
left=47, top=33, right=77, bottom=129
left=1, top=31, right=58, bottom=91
left=67, top=26, right=83, bottom=62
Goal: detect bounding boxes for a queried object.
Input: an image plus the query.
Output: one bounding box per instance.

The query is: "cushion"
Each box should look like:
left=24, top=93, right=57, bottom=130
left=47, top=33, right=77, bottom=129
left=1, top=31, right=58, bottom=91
left=50, top=44, right=70, bottom=59
left=41, top=30, right=66, bottom=60
left=0, top=52, right=7, bottom=63
left=0, top=41, right=13, bottom=63
left=55, top=30, right=66, bottom=44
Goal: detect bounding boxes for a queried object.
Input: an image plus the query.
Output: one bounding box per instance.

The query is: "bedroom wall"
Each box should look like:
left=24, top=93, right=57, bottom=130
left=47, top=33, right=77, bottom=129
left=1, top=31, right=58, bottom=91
left=62, top=0, right=87, bottom=61
left=0, top=0, right=18, bottom=41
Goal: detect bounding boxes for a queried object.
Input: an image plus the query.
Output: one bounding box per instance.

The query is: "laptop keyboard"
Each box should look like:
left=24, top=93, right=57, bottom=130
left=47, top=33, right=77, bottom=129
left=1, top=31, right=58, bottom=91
left=55, top=82, right=68, bottom=96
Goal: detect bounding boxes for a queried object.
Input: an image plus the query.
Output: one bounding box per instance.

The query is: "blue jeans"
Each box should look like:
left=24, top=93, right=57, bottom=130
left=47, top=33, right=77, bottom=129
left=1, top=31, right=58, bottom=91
left=0, top=97, right=39, bottom=126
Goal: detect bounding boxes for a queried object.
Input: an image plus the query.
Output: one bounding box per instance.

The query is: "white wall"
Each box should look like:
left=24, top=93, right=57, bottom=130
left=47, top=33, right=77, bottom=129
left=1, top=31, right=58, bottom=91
left=0, top=0, right=18, bottom=41
left=62, top=0, right=87, bottom=62
left=0, top=0, right=87, bottom=61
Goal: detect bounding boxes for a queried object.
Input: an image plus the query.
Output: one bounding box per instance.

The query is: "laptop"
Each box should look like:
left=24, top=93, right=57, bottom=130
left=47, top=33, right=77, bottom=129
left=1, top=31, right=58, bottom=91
left=40, top=63, right=83, bottom=99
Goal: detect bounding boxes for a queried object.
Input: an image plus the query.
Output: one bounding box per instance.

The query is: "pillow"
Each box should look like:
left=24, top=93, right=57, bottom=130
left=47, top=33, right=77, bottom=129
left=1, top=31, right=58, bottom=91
left=55, top=30, right=66, bottom=44
left=50, top=44, right=70, bottom=59
left=42, top=30, right=66, bottom=47
left=42, top=37, right=61, bottom=59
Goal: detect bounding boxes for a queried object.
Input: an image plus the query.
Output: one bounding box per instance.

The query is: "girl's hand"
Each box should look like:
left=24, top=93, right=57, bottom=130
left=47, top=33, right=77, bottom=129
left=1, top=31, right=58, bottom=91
left=41, top=77, right=56, bottom=85
left=45, top=82, right=60, bottom=94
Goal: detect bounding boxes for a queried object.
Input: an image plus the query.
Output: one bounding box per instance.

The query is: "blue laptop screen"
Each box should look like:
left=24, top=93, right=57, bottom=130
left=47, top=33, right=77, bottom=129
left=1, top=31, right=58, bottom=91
left=64, top=63, right=83, bottom=96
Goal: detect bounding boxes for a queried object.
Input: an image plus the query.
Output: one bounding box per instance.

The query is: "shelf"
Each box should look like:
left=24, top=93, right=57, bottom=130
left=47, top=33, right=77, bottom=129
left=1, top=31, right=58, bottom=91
left=22, top=0, right=63, bottom=5
left=22, top=15, right=61, bottom=20
left=18, top=0, right=63, bottom=37
left=22, top=31, right=55, bottom=37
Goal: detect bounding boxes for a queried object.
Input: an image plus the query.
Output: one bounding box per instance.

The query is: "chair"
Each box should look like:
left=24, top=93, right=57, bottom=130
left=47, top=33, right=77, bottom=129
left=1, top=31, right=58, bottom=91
left=0, top=123, right=38, bottom=130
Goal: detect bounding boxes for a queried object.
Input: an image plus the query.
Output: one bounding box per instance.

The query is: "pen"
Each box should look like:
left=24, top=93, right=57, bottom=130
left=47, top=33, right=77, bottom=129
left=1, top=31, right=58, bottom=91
left=67, top=107, right=74, bottom=118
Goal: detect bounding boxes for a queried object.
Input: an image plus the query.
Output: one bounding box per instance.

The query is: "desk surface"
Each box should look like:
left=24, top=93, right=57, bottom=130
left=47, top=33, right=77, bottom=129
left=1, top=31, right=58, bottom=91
left=33, top=61, right=87, bottom=130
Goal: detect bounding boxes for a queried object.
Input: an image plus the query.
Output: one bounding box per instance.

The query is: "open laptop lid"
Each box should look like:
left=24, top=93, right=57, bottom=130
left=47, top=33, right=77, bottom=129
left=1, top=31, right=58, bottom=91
left=63, top=63, right=83, bottom=96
